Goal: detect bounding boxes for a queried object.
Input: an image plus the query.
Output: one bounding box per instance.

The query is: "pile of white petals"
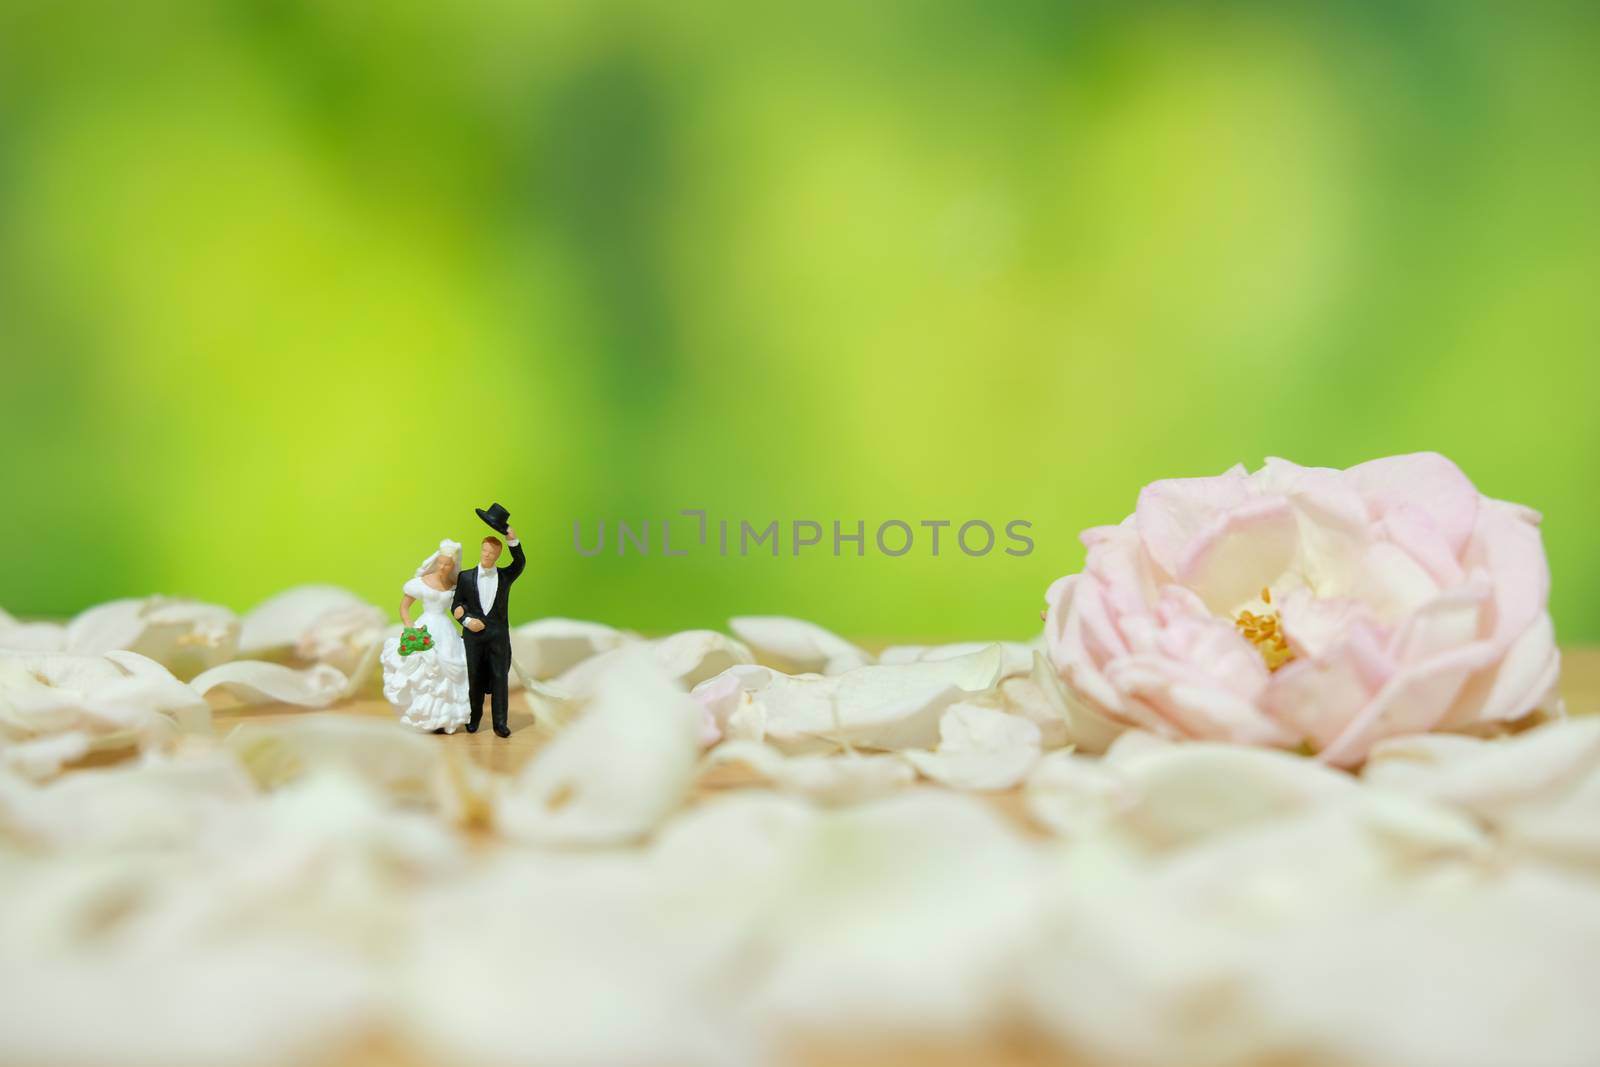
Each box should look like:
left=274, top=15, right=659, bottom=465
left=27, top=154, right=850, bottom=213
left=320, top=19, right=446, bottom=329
left=3, top=598, right=1599, bottom=1067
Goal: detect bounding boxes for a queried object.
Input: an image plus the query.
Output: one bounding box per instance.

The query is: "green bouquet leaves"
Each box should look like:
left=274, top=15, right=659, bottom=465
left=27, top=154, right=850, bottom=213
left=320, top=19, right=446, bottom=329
left=398, top=624, right=435, bottom=657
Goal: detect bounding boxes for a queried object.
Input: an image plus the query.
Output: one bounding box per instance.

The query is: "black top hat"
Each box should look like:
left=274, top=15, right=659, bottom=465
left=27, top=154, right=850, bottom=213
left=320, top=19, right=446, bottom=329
left=475, top=502, right=511, bottom=535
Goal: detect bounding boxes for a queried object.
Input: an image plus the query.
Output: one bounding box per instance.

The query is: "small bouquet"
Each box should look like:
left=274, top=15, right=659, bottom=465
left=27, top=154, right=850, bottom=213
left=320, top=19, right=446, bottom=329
left=398, top=625, right=435, bottom=657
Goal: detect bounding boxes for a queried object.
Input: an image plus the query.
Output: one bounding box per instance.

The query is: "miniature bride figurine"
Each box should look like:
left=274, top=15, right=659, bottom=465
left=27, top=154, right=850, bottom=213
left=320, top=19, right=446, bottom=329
left=379, top=539, right=472, bottom=733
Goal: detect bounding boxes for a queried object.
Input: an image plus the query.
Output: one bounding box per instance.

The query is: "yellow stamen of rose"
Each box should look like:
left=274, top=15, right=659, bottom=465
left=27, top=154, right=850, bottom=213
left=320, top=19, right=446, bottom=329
left=1235, top=586, right=1293, bottom=671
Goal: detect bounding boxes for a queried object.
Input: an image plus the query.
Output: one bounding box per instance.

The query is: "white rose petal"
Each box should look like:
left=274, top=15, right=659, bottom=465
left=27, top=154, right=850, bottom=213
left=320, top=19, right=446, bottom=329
left=1115, top=742, right=1359, bottom=850
left=190, top=661, right=348, bottom=708
left=902, top=702, right=1042, bottom=791
left=729, top=615, right=872, bottom=674
left=705, top=739, right=914, bottom=805
left=651, top=629, right=757, bottom=688
left=509, top=617, right=636, bottom=681
left=1, top=732, right=91, bottom=781
left=0, top=750, right=257, bottom=851
left=1261, top=888, right=1600, bottom=1067
left=65, top=596, right=240, bottom=679
left=555, top=630, right=754, bottom=696
left=1363, top=717, right=1600, bottom=819
left=722, top=645, right=1005, bottom=753
left=297, top=608, right=390, bottom=698
left=989, top=673, right=1070, bottom=748
left=496, top=648, right=701, bottom=847
left=746, top=791, right=1044, bottom=1035
left=1023, top=749, right=1133, bottom=836
left=403, top=850, right=754, bottom=1067
left=0, top=607, right=67, bottom=652
left=0, top=651, right=205, bottom=749
left=1027, top=650, right=1125, bottom=753
left=237, top=585, right=377, bottom=654
left=223, top=714, right=442, bottom=803
left=879, top=639, right=1038, bottom=679
left=0, top=941, right=379, bottom=1067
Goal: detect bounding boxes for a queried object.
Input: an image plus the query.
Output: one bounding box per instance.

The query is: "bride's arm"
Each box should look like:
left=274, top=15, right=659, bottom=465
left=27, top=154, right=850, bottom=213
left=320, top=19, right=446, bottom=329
left=399, top=594, right=417, bottom=629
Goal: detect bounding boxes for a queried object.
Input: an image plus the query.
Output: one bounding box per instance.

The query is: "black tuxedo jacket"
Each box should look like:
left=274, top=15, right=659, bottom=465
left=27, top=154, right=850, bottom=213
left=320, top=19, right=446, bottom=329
left=452, top=541, right=526, bottom=644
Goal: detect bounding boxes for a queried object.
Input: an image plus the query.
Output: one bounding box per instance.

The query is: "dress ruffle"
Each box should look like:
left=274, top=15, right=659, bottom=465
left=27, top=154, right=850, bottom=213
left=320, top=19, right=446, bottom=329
left=381, top=636, right=471, bottom=731
left=380, top=598, right=471, bottom=732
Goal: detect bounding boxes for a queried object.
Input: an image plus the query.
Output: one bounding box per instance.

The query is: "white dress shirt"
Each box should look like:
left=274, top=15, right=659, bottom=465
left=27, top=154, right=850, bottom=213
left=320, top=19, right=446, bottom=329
left=473, top=538, right=517, bottom=624
left=475, top=565, right=498, bottom=619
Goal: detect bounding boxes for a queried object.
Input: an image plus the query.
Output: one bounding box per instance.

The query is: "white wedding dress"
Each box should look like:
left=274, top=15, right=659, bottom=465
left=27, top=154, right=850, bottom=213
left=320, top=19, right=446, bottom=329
left=379, top=577, right=471, bottom=733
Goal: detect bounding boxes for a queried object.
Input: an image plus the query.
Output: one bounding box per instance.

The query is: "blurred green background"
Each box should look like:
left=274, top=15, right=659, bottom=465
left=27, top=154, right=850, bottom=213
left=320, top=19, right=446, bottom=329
left=2, top=0, right=1597, bottom=641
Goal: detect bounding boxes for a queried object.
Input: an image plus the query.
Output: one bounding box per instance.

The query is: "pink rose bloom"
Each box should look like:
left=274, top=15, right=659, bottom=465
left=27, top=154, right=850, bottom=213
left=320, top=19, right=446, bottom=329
left=1043, top=453, right=1562, bottom=767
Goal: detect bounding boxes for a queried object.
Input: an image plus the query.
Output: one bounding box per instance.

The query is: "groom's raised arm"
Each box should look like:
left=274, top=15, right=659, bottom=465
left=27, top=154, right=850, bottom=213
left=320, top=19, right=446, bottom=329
left=504, top=531, right=526, bottom=582
left=451, top=576, right=467, bottom=623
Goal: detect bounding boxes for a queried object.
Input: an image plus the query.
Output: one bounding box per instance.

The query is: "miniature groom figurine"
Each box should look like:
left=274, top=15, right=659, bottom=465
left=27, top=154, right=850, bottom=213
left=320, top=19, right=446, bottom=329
left=452, top=502, right=525, bottom=737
